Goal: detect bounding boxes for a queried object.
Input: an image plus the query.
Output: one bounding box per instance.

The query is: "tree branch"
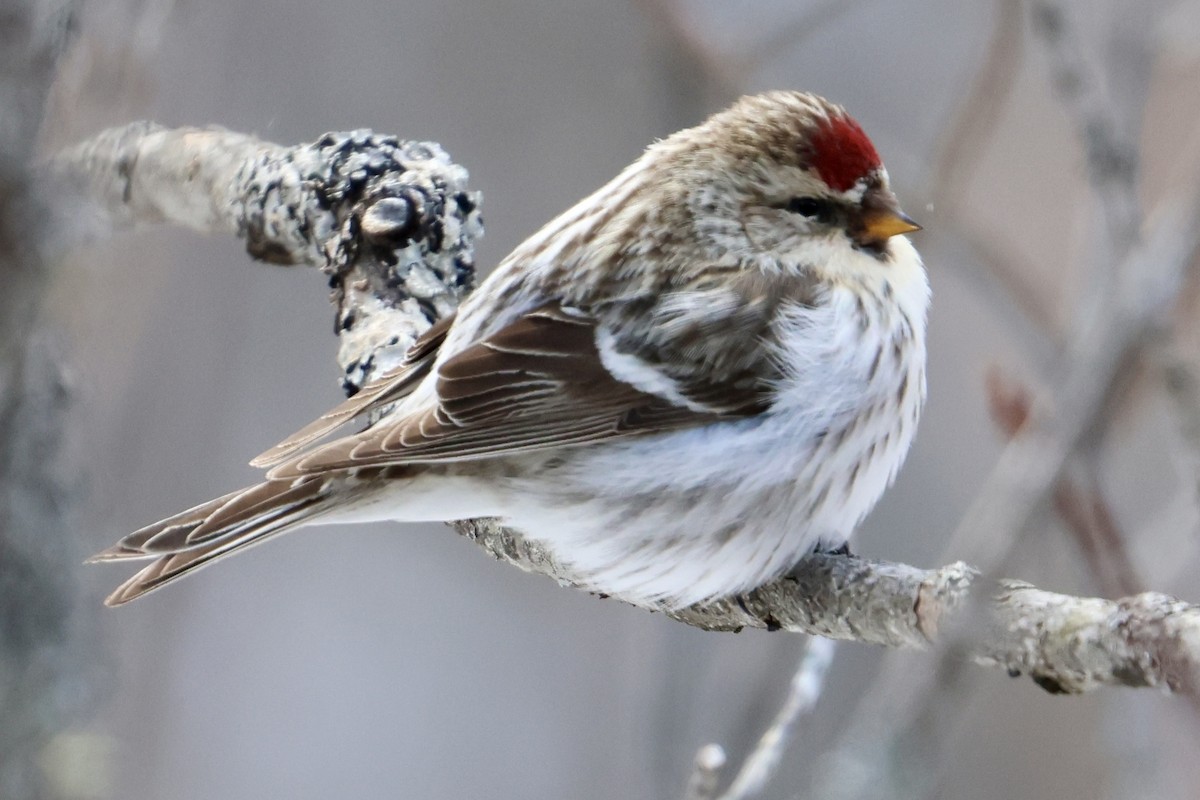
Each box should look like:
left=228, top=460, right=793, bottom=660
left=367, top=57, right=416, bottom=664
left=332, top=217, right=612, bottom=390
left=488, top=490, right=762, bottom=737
left=51, top=122, right=1200, bottom=697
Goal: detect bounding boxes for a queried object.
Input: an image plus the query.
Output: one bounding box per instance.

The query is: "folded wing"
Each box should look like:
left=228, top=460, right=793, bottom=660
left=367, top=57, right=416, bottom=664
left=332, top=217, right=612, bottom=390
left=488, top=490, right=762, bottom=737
left=250, top=313, right=455, bottom=468
left=267, top=302, right=773, bottom=478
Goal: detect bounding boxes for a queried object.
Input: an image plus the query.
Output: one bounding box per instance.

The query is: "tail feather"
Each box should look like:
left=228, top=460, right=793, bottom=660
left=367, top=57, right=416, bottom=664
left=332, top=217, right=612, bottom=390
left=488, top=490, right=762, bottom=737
left=88, top=487, right=255, bottom=562
left=248, top=312, right=456, bottom=469
left=248, top=375, right=409, bottom=468
left=93, top=479, right=333, bottom=606
left=172, top=479, right=326, bottom=548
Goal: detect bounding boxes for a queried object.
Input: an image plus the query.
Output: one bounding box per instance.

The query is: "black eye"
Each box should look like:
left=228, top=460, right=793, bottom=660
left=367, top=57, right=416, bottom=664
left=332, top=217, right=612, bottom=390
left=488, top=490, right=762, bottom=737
left=785, top=197, right=831, bottom=221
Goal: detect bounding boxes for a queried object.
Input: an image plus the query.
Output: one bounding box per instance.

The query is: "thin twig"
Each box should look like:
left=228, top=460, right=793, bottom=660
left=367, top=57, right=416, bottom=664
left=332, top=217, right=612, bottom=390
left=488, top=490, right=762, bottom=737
left=1159, top=349, right=1200, bottom=513
left=682, top=744, right=727, bottom=800
left=717, top=637, right=837, bottom=800
left=925, top=0, right=1071, bottom=335
left=1030, top=0, right=1145, bottom=253
left=1053, top=469, right=1143, bottom=596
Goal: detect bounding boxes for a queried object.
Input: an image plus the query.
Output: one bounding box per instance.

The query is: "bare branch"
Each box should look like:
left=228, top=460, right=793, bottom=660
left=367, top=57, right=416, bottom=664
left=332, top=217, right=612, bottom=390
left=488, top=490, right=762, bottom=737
left=47, top=123, right=480, bottom=393
left=475, top=515, right=1199, bottom=695
left=980, top=582, right=1199, bottom=695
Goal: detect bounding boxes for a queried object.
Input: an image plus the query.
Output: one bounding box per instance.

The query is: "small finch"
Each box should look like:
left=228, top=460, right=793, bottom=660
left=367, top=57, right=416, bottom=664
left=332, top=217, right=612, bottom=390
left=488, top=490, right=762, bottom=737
left=93, top=91, right=928, bottom=610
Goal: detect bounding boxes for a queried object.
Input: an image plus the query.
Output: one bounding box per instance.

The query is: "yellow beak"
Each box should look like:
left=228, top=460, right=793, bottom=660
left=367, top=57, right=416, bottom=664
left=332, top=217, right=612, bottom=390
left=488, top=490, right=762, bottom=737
left=860, top=208, right=922, bottom=241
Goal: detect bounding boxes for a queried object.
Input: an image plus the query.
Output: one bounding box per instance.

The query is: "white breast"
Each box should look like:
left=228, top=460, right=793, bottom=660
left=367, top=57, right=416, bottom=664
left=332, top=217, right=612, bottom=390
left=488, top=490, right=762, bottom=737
left=500, top=239, right=930, bottom=608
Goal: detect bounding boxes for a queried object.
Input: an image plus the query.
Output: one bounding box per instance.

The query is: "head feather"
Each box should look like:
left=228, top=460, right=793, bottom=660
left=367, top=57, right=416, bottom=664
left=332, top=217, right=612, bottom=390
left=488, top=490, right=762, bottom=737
left=808, top=113, right=881, bottom=192
left=683, top=92, right=883, bottom=193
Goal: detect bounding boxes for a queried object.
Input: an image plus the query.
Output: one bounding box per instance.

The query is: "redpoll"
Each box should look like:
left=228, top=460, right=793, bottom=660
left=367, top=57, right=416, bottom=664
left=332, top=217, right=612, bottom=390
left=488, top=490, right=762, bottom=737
left=93, top=91, right=927, bottom=610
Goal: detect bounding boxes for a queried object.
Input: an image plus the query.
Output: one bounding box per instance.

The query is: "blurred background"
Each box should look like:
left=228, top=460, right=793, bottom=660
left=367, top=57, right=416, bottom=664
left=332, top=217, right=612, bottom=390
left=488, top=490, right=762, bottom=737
left=3, top=0, right=1200, bottom=797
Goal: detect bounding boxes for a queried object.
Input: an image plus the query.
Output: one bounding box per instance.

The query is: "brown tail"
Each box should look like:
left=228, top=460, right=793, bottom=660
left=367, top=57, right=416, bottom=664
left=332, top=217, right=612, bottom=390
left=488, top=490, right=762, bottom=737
left=90, top=478, right=331, bottom=606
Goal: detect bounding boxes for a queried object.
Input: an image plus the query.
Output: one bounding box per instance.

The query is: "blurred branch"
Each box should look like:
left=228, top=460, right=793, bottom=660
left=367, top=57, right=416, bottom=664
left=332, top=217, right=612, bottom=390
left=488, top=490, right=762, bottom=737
left=682, top=744, right=726, bottom=800
left=985, top=367, right=1142, bottom=597
left=1158, top=333, right=1200, bottom=503
left=810, top=6, right=1184, bottom=796
left=680, top=638, right=836, bottom=800
left=932, top=0, right=1023, bottom=203
left=1052, top=471, right=1142, bottom=594
left=1031, top=0, right=1148, bottom=253
left=720, top=637, right=837, bottom=800
left=638, top=0, right=867, bottom=105
left=929, top=0, right=1066, bottom=335
left=51, top=121, right=1200, bottom=704
left=0, top=1, right=99, bottom=798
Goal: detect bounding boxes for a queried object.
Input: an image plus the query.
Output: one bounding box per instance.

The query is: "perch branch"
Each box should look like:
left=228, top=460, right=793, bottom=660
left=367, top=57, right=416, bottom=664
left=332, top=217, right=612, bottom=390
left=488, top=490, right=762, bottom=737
left=50, top=123, right=1200, bottom=698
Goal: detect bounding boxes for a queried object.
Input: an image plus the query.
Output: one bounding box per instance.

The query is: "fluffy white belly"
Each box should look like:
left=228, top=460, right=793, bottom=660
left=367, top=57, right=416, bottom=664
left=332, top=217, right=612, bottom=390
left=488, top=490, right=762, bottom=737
left=343, top=252, right=928, bottom=609
left=498, top=387, right=918, bottom=608
left=487, top=285, right=926, bottom=608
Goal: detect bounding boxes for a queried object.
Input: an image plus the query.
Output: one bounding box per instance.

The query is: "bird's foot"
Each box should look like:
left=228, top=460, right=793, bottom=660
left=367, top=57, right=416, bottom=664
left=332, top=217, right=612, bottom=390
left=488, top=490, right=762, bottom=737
left=821, top=541, right=853, bottom=557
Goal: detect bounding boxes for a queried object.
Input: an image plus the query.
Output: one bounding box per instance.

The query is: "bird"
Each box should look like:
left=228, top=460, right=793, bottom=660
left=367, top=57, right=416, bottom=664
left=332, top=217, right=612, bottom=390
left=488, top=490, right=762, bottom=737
left=92, top=91, right=928, bottom=610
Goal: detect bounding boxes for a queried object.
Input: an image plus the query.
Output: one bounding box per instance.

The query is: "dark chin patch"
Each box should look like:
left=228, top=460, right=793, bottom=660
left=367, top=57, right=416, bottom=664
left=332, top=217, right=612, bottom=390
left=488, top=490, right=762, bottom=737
left=853, top=238, right=890, bottom=261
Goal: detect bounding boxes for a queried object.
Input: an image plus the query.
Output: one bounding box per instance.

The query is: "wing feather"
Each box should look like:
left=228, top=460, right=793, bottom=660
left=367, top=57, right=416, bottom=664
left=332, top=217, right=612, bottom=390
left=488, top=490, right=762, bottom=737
left=250, top=313, right=455, bottom=467
left=266, top=302, right=771, bottom=478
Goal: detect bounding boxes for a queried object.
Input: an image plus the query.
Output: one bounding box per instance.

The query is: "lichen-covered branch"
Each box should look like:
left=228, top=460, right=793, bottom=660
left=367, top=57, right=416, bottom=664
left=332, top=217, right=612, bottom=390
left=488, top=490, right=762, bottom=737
left=980, top=582, right=1200, bottom=695
left=48, top=123, right=480, bottom=392
left=49, top=122, right=1200, bottom=697
left=472, top=516, right=1200, bottom=695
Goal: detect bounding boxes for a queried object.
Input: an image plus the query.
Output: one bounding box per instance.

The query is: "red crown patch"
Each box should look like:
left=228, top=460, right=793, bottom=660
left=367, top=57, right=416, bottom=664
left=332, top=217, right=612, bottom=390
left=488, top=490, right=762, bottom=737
left=809, top=115, right=881, bottom=192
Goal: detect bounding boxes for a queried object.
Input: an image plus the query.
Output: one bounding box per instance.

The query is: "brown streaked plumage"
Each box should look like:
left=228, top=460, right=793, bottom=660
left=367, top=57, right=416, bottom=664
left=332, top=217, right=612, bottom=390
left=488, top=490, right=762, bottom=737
left=94, top=91, right=928, bottom=609
left=251, top=312, right=456, bottom=467
left=268, top=302, right=755, bottom=478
